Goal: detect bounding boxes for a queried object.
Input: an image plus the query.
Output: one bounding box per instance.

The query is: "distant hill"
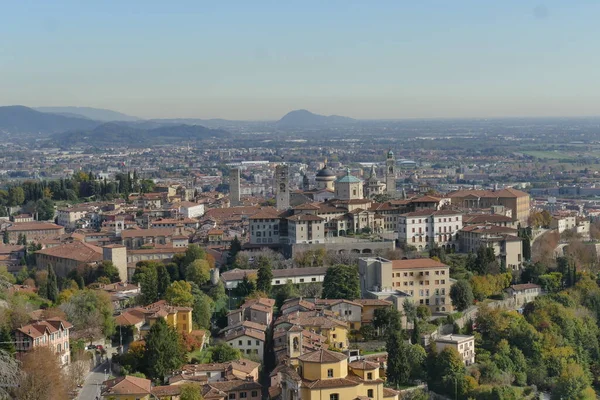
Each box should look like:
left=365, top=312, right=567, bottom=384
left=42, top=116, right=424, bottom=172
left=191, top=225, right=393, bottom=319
left=0, top=105, right=100, bottom=134
left=51, top=122, right=231, bottom=147
left=35, top=106, right=139, bottom=122
left=276, top=109, right=355, bottom=128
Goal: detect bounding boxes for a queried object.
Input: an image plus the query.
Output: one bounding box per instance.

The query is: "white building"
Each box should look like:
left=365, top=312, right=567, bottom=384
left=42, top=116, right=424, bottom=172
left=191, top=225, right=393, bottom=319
left=398, top=210, right=463, bottom=252
left=177, top=201, right=205, bottom=219
left=435, top=334, right=475, bottom=365
left=225, top=328, right=265, bottom=361
left=286, top=214, right=325, bottom=244
left=220, top=267, right=328, bottom=290
left=56, top=206, right=94, bottom=229
left=550, top=215, right=577, bottom=234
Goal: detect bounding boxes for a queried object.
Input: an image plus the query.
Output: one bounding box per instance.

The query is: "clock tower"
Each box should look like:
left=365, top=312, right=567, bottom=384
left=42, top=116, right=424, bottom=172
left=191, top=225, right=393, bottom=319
left=275, top=164, right=290, bottom=210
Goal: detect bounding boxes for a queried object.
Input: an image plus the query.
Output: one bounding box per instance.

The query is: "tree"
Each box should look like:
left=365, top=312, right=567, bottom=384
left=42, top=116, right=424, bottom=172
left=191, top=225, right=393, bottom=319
left=274, top=280, right=299, bottom=309
left=229, top=236, right=242, bottom=263
left=14, top=347, right=69, bottom=399
left=156, top=264, right=171, bottom=298
left=552, top=362, right=594, bottom=400
left=46, top=265, right=58, bottom=303
left=7, top=186, right=24, bottom=206
left=96, top=260, right=121, bottom=283
left=60, top=289, right=115, bottom=342
left=411, top=318, right=421, bottom=345
left=322, top=264, right=360, bottom=300
left=450, top=280, right=474, bottom=311
left=210, top=343, right=241, bottom=363
left=427, top=347, right=466, bottom=396
left=143, top=319, right=185, bottom=382
left=416, top=304, right=431, bottom=320
left=235, top=274, right=256, bottom=298
left=139, top=265, right=159, bottom=305
left=256, top=258, right=273, bottom=294
left=402, top=299, right=417, bottom=322
left=0, top=327, right=14, bottom=355
left=386, top=330, right=410, bottom=387
left=35, top=198, right=55, bottom=220
left=0, top=266, right=16, bottom=285
left=180, top=384, right=204, bottom=400
left=165, top=281, right=194, bottom=307
left=2, top=231, right=8, bottom=245
left=192, top=290, right=214, bottom=330
left=373, top=306, right=402, bottom=336
left=185, top=259, right=211, bottom=287
left=183, top=244, right=206, bottom=268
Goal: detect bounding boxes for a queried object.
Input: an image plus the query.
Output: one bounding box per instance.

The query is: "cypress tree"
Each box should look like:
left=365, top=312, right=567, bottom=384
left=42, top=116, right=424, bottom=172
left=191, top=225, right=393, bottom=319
left=47, top=265, right=58, bottom=303
left=2, top=230, right=8, bottom=244
left=411, top=317, right=421, bottom=345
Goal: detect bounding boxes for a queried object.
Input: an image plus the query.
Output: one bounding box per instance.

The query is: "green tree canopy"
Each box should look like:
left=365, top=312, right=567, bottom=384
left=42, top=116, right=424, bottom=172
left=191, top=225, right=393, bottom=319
left=322, top=264, right=360, bottom=300
left=165, top=281, right=194, bottom=307
left=450, top=279, right=474, bottom=311
left=143, top=319, right=185, bottom=382
left=210, top=343, right=241, bottom=363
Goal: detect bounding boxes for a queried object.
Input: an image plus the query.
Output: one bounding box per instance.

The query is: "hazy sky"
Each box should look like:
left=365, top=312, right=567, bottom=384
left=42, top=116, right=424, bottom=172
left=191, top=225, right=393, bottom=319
left=1, top=1, right=599, bottom=120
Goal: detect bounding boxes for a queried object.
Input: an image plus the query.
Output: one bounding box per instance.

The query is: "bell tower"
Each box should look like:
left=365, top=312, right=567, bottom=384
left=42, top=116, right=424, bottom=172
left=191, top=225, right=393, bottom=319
left=385, top=149, right=396, bottom=196
left=287, top=325, right=303, bottom=360
left=275, top=164, right=290, bottom=210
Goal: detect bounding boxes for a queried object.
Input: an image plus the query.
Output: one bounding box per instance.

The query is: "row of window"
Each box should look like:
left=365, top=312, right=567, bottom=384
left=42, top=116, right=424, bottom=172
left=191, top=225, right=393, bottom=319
left=411, top=235, right=454, bottom=243
left=395, top=270, right=446, bottom=277
left=397, top=279, right=446, bottom=287
left=227, top=390, right=259, bottom=399
left=238, top=340, right=261, bottom=346
left=273, top=277, right=317, bottom=284
left=408, top=225, right=460, bottom=233
left=400, top=217, right=460, bottom=224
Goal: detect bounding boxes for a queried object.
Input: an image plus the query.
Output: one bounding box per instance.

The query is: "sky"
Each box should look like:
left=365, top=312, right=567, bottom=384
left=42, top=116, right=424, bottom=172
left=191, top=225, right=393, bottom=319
left=1, top=1, right=599, bottom=120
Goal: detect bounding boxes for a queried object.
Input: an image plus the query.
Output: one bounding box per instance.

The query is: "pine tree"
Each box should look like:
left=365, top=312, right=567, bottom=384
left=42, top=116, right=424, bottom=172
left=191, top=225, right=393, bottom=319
left=143, top=319, right=185, bottom=382
left=411, top=317, right=421, bottom=345
left=47, top=265, right=58, bottom=303
left=256, top=258, right=273, bottom=294
left=229, top=236, right=242, bottom=264
left=386, top=329, right=410, bottom=387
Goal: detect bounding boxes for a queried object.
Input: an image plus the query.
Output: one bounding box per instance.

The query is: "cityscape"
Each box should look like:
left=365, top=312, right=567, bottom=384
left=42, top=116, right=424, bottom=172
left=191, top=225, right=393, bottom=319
left=2, top=2, right=600, bottom=400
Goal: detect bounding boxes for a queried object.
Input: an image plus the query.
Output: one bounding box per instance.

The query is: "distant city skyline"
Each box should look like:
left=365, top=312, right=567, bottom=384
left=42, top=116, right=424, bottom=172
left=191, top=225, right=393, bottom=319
left=2, top=1, right=599, bottom=120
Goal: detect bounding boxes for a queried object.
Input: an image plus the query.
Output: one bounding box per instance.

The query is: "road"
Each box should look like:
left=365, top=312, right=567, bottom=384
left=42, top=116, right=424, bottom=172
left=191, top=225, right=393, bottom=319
left=77, top=360, right=110, bottom=400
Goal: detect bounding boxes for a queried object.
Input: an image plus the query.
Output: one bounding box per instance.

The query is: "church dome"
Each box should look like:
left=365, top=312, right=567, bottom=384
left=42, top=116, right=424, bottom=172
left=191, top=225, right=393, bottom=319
left=316, top=167, right=336, bottom=179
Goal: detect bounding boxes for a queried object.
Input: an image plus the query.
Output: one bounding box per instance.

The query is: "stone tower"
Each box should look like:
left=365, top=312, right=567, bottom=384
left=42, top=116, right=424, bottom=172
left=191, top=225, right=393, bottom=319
left=302, top=173, right=310, bottom=191
left=230, top=168, right=241, bottom=206
left=287, top=325, right=303, bottom=359
left=275, top=164, right=290, bottom=210
left=385, top=149, right=396, bottom=196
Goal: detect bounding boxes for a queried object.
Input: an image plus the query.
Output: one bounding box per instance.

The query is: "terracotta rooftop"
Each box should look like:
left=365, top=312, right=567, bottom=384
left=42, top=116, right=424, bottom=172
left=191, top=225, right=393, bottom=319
left=298, top=349, right=348, bottom=363
left=35, top=241, right=103, bottom=263
left=7, top=222, right=63, bottom=231
left=102, top=375, right=152, bottom=396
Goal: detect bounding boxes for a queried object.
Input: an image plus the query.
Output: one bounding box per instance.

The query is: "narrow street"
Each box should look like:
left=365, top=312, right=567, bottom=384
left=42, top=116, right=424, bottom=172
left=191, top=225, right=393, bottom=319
left=77, top=360, right=110, bottom=400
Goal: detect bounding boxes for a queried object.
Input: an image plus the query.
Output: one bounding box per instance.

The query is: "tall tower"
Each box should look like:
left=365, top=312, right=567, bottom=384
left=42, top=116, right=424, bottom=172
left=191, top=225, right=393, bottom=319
left=229, top=168, right=241, bottom=206
left=275, top=164, right=290, bottom=210
left=385, top=149, right=396, bottom=196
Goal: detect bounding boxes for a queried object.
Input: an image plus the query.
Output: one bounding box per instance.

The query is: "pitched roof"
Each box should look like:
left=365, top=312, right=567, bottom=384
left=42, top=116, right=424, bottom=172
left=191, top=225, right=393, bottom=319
left=102, top=375, right=152, bottom=396
left=287, top=214, right=324, bottom=222
left=6, top=222, right=63, bottom=231
left=120, top=228, right=176, bottom=238
left=298, top=349, right=348, bottom=363
left=35, top=241, right=103, bottom=263
left=509, top=283, right=541, bottom=291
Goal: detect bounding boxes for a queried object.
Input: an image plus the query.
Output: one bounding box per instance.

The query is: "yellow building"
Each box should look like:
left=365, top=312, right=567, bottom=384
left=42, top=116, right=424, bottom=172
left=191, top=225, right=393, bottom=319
left=123, top=300, right=193, bottom=337
left=276, top=349, right=399, bottom=400
left=447, top=188, right=530, bottom=225
left=275, top=312, right=349, bottom=351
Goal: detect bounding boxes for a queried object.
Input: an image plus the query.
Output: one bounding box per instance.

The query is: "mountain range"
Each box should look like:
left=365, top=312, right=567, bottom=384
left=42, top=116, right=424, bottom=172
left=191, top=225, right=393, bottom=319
left=34, top=106, right=140, bottom=122
left=0, top=105, right=357, bottom=144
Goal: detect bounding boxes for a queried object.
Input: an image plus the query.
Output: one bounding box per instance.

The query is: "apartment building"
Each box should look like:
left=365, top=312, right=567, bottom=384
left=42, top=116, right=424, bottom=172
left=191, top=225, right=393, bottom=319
left=248, top=208, right=281, bottom=246
left=459, top=225, right=524, bottom=270
left=286, top=214, right=325, bottom=244
left=15, top=317, right=72, bottom=366
left=447, top=188, right=530, bottom=225
left=435, top=334, right=475, bottom=365
left=359, top=257, right=453, bottom=313
left=398, top=210, right=463, bottom=251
